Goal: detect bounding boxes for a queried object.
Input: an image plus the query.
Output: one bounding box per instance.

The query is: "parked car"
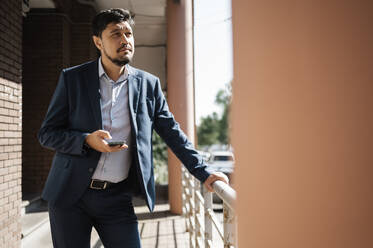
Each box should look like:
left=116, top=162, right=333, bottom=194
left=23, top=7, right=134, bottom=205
left=206, top=150, right=234, bottom=177
left=206, top=150, right=235, bottom=203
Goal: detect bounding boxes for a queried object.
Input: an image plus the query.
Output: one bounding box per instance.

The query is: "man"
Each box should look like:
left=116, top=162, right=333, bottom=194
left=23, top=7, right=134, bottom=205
left=38, top=8, right=228, bottom=248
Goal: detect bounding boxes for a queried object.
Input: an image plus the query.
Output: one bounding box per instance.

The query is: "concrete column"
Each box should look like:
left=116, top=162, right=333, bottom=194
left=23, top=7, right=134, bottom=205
left=232, top=0, right=373, bottom=247
left=167, top=0, right=195, bottom=214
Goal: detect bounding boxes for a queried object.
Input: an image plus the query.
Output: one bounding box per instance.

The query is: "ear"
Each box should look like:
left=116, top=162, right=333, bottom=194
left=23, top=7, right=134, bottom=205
left=92, top=36, right=102, bottom=51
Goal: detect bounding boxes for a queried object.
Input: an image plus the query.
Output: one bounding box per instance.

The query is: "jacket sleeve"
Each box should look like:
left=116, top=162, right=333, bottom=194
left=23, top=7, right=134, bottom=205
left=38, top=70, right=90, bottom=155
left=153, top=78, right=211, bottom=183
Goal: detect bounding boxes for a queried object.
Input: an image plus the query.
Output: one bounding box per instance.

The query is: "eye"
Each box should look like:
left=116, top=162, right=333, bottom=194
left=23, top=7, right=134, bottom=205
left=112, top=33, right=121, bottom=37
left=125, top=32, right=132, bottom=37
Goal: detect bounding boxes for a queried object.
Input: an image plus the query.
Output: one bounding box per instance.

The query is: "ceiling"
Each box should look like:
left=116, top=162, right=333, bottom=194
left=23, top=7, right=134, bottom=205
left=28, top=0, right=167, bottom=46
left=28, top=0, right=168, bottom=87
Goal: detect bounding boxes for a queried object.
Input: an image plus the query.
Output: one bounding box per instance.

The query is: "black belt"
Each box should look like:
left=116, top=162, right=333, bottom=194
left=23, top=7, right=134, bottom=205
left=89, top=179, right=117, bottom=190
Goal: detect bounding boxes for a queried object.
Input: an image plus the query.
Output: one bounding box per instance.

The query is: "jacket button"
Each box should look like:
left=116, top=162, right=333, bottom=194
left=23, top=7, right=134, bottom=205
left=88, top=168, right=94, bottom=173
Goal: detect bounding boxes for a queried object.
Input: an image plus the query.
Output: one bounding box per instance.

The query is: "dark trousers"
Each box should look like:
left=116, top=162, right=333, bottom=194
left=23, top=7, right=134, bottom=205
left=48, top=179, right=141, bottom=248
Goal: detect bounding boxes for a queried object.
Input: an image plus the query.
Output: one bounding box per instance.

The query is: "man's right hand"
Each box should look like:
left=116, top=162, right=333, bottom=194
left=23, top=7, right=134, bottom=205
left=85, top=130, right=128, bottom=153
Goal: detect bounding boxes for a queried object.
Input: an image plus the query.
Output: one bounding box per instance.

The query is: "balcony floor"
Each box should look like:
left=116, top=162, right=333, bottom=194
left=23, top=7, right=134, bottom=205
left=22, top=198, right=224, bottom=247
left=135, top=204, right=190, bottom=248
left=134, top=203, right=224, bottom=248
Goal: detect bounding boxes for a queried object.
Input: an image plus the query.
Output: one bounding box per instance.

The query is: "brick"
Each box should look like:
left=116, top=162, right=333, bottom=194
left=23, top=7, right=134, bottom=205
left=2, top=86, right=11, bottom=94
left=4, top=159, right=18, bottom=167
left=8, top=110, right=18, bottom=117
left=4, top=189, right=13, bottom=198
left=0, top=115, right=12, bottom=123
left=7, top=152, right=17, bottom=158
left=0, top=196, right=8, bottom=205
left=3, top=174, right=12, bottom=182
left=0, top=212, right=8, bottom=223
left=0, top=93, right=9, bottom=101
left=12, top=185, right=20, bottom=194
left=0, top=108, right=8, bottom=115
left=12, top=171, right=20, bottom=179
left=0, top=153, right=8, bottom=160
left=8, top=193, right=17, bottom=203
left=8, top=166, right=16, bottom=173
left=3, top=201, right=11, bottom=210
left=0, top=167, right=8, bottom=176
left=0, top=123, right=8, bottom=129
left=3, top=146, right=13, bottom=152
left=0, top=138, right=8, bottom=145
left=13, top=106, right=21, bottom=113
left=12, top=145, right=20, bottom=152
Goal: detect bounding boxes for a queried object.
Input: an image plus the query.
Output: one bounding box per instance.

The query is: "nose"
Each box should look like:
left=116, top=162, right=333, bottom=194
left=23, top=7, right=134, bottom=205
left=120, top=33, right=129, bottom=44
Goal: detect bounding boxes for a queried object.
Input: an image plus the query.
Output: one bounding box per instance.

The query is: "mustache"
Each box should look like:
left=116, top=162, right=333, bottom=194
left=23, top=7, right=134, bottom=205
left=117, top=45, right=132, bottom=53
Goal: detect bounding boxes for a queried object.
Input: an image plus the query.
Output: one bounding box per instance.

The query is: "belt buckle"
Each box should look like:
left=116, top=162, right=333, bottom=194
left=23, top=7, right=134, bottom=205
left=90, top=179, right=107, bottom=190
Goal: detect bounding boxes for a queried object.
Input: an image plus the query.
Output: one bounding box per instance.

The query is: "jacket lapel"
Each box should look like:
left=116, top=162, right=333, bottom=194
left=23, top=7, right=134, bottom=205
left=127, top=66, right=141, bottom=135
left=83, top=60, right=102, bottom=130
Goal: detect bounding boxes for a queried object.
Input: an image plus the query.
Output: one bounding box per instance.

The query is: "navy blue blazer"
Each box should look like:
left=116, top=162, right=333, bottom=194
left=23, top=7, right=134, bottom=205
left=38, top=59, right=210, bottom=211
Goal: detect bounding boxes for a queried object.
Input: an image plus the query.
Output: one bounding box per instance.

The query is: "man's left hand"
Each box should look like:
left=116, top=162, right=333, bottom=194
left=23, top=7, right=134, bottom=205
left=203, top=172, right=229, bottom=192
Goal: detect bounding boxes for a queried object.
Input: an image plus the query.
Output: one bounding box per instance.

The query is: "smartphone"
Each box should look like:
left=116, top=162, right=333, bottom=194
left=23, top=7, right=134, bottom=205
left=107, top=141, right=126, bottom=147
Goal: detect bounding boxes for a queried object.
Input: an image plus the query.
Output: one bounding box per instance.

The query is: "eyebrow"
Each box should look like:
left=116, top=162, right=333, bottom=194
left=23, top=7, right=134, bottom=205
left=110, top=27, right=131, bottom=34
left=110, top=29, right=121, bottom=34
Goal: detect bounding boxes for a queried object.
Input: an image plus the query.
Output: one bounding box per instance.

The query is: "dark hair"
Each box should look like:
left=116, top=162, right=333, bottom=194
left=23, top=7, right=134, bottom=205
left=92, top=8, right=135, bottom=37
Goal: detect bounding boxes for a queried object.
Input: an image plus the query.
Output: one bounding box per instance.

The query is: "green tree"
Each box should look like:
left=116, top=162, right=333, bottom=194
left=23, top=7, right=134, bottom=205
left=215, top=83, right=231, bottom=144
left=197, top=82, right=232, bottom=146
left=197, top=112, right=221, bottom=146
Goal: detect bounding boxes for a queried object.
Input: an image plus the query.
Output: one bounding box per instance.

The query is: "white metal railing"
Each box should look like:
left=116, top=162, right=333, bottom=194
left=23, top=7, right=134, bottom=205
left=182, top=167, right=237, bottom=248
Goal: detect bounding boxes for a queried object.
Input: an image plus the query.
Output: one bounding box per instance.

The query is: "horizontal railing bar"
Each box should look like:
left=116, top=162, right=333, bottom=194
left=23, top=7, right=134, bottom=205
left=212, top=180, right=236, bottom=210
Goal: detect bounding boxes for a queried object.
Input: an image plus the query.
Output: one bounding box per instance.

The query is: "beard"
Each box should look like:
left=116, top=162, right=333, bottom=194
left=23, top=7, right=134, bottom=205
left=103, top=46, right=132, bottom=66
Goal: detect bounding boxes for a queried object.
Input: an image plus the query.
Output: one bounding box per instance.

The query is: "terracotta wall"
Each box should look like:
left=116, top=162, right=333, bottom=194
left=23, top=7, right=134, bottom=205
left=231, top=1, right=373, bottom=247
left=167, top=0, right=195, bottom=214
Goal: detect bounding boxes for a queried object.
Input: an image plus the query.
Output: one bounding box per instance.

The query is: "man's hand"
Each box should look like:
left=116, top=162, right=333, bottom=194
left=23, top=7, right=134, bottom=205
left=85, top=130, right=128, bottom=153
left=203, top=172, right=229, bottom=192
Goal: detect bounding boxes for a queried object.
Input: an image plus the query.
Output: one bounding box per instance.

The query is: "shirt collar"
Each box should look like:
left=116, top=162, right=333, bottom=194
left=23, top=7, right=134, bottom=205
left=98, top=57, right=130, bottom=83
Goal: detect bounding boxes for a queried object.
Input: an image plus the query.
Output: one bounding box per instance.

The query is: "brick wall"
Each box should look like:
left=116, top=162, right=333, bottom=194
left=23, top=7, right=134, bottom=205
left=0, top=0, right=23, bottom=247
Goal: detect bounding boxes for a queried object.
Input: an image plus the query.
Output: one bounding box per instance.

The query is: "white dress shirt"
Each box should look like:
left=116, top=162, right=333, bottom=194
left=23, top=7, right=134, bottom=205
left=91, top=57, right=133, bottom=183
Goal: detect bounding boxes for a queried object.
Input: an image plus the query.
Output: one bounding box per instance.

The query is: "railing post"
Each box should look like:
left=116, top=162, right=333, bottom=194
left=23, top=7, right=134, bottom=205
left=188, top=170, right=196, bottom=248
left=182, top=167, right=189, bottom=231
left=223, top=203, right=237, bottom=248
left=194, top=177, right=203, bottom=247
left=203, top=186, right=213, bottom=248
left=182, top=167, right=195, bottom=248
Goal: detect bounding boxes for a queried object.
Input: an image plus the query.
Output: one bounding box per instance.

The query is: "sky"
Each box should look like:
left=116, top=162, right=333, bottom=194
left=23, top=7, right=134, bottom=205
left=194, top=0, right=233, bottom=125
